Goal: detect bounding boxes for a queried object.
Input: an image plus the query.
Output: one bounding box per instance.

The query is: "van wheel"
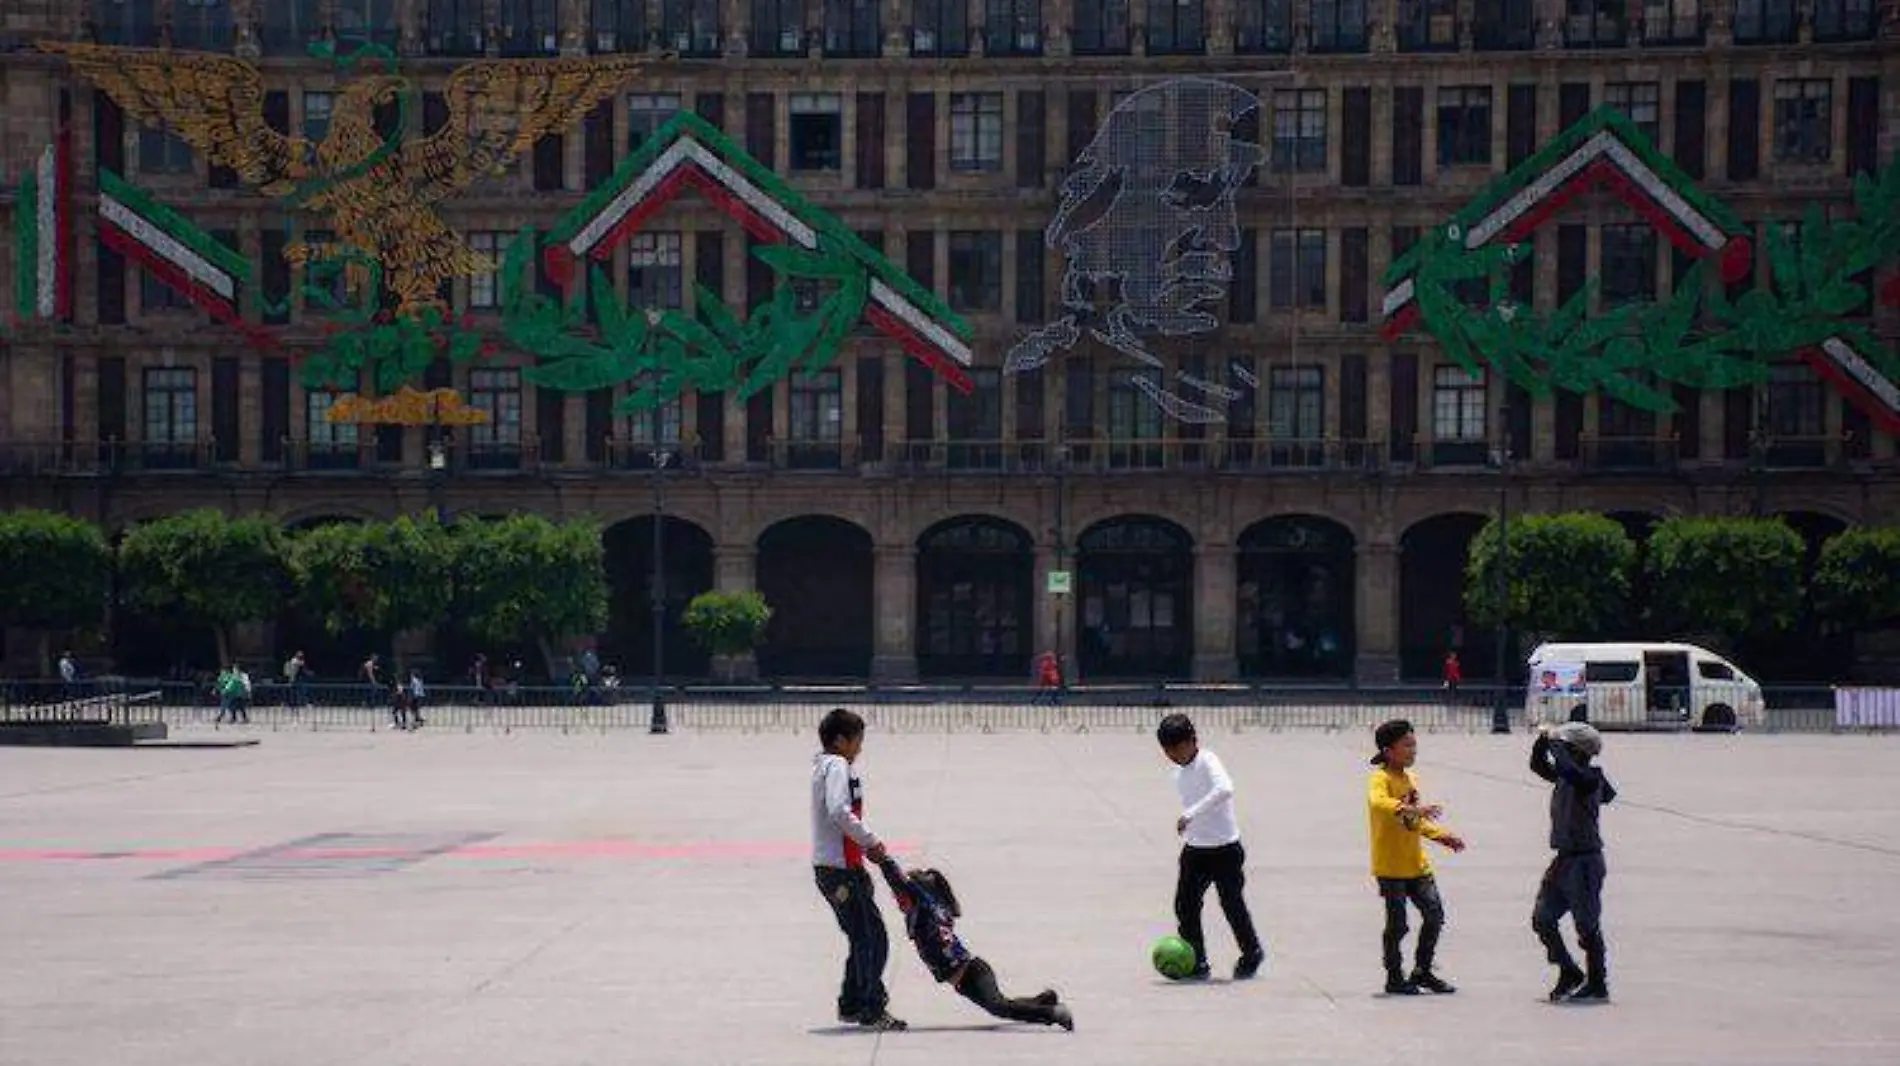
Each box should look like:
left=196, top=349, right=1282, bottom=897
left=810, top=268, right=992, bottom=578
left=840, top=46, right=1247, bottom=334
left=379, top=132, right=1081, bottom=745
left=1568, top=704, right=1589, bottom=723
left=1701, top=704, right=1738, bottom=732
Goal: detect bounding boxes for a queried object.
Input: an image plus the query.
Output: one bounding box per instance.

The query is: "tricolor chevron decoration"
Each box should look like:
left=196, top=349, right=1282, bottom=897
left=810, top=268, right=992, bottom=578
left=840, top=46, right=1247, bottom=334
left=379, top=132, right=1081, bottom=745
left=1380, top=107, right=1752, bottom=340
left=97, top=168, right=264, bottom=343
left=544, top=111, right=975, bottom=389
left=13, top=131, right=74, bottom=322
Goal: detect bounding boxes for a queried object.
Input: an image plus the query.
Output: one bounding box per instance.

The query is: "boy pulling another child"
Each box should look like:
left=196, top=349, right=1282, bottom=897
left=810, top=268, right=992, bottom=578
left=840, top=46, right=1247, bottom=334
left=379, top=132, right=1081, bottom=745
left=1367, top=719, right=1466, bottom=995
left=1156, top=714, right=1266, bottom=981
left=811, top=709, right=906, bottom=1031
left=1529, top=722, right=1616, bottom=1003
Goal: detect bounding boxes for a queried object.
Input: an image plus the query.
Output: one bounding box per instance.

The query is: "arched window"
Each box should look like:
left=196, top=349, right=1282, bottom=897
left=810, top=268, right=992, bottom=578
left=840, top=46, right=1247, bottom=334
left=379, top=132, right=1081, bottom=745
left=916, top=517, right=1034, bottom=678
left=1237, top=516, right=1355, bottom=677
left=1076, top=516, right=1194, bottom=678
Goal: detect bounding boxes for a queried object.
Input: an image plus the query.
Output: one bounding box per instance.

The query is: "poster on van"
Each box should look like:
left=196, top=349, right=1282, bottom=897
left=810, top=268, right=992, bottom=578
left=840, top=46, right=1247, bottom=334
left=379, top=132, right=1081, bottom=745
left=1535, top=662, right=1586, bottom=697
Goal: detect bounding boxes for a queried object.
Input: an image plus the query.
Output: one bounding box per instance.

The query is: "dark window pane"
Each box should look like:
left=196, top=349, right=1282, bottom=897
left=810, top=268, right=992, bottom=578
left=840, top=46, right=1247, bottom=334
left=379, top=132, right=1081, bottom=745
left=1392, top=86, right=1423, bottom=186
left=1728, top=79, right=1760, bottom=181
left=1016, top=90, right=1046, bottom=188
left=907, top=92, right=937, bottom=190
left=1342, top=86, right=1371, bottom=187
left=1674, top=80, right=1706, bottom=179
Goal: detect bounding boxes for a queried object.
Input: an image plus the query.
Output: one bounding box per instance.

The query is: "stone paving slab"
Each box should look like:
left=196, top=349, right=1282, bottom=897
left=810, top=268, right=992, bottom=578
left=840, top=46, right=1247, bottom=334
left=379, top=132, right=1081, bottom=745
left=1, top=725, right=1896, bottom=1066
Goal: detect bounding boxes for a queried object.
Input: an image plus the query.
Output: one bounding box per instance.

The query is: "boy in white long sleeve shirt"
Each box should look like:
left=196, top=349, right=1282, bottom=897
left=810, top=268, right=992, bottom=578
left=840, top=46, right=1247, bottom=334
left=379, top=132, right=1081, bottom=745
left=1157, top=714, right=1266, bottom=980
left=811, top=708, right=906, bottom=1031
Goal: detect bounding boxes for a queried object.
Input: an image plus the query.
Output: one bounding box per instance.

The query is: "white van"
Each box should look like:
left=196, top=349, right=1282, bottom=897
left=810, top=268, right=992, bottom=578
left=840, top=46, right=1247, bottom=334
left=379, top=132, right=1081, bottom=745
left=1524, top=642, right=1765, bottom=731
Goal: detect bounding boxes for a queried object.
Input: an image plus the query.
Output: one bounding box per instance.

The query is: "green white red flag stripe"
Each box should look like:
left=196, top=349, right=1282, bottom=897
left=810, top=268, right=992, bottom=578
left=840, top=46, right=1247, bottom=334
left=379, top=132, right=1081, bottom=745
left=97, top=168, right=250, bottom=328
left=13, top=133, right=73, bottom=321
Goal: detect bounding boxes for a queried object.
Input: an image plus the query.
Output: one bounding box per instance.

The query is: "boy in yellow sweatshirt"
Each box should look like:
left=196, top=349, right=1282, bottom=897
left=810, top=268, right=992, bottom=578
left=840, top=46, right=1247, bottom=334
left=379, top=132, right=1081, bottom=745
left=1367, top=719, right=1466, bottom=995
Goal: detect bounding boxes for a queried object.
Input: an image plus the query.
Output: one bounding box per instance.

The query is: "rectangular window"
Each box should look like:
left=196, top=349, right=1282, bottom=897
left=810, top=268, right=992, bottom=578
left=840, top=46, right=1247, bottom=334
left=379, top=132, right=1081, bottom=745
left=1107, top=369, right=1166, bottom=470
left=1644, top=0, right=1703, bottom=42
left=467, top=232, right=511, bottom=310
left=302, top=91, right=334, bottom=143
left=261, top=357, right=289, bottom=463
left=591, top=0, right=647, bottom=50
left=913, top=0, right=971, bottom=55
left=1308, top=0, right=1367, bottom=51
left=1602, top=225, right=1657, bottom=306
left=139, top=268, right=191, bottom=312
left=1474, top=0, right=1535, bottom=48
left=1773, top=79, right=1833, bottom=164
left=1392, top=87, right=1423, bottom=186
left=1073, top=0, right=1132, bottom=54
left=750, top=0, right=805, bottom=56
left=855, top=92, right=886, bottom=189
left=1015, top=365, right=1046, bottom=441
left=629, top=233, right=685, bottom=309
left=1340, top=227, right=1369, bottom=324
left=948, top=231, right=1004, bottom=312
left=907, top=93, right=938, bottom=190
left=1146, top=0, right=1206, bottom=54
left=1564, top=0, right=1627, bottom=45
left=1399, top=0, right=1460, bottom=50
left=1605, top=82, right=1660, bottom=145
left=1728, top=78, right=1761, bottom=181
left=1237, top=0, right=1293, bottom=52
left=1015, top=231, right=1046, bottom=323
left=1268, top=364, right=1325, bottom=442
left=97, top=0, right=157, bottom=45
left=99, top=357, right=128, bottom=446
left=1065, top=359, right=1096, bottom=458
left=946, top=368, right=1004, bottom=469
left=1066, top=90, right=1098, bottom=166
left=1560, top=81, right=1592, bottom=128
left=695, top=230, right=724, bottom=303
left=857, top=355, right=885, bottom=461
left=949, top=93, right=1004, bottom=174
left=1272, top=88, right=1327, bottom=173
left=533, top=134, right=564, bottom=191
left=469, top=369, right=524, bottom=468
left=1341, top=353, right=1368, bottom=441
left=137, top=125, right=192, bottom=175
left=1674, top=80, right=1707, bottom=179
left=498, top=0, right=560, bottom=55
left=1230, top=229, right=1258, bottom=324
left=1557, top=224, right=1587, bottom=304
left=1848, top=77, right=1881, bottom=179
left=665, top=0, right=724, bottom=55
left=745, top=93, right=776, bottom=169
left=822, top=0, right=882, bottom=56
left=1506, top=83, right=1537, bottom=167
left=304, top=389, right=360, bottom=467
left=906, top=359, right=935, bottom=443
left=628, top=93, right=681, bottom=151
left=695, top=91, right=724, bottom=129
left=424, top=0, right=486, bottom=55
left=907, top=230, right=936, bottom=294
left=211, top=356, right=239, bottom=462
left=1269, top=229, right=1327, bottom=311
left=142, top=367, right=198, bottom=448
left=172, top=0, right=237, bottom=52
left=537, top=387, right=566, bottom=464
left=1015, top=90, right=1047, bottom=188
left=623, top=399, right=683, bottom=451
left=587, top=389, right=613, bottom=462
left=1432, top=365, right=1486, bottom=442
left=697, top=389, right=725, bottom=462
left=1436, top=86, right=1492, bottom=168
left=1813, top=0, right=1878, bottom=41
left=1765, top=362, right=1825, bottom=437
left=263, top=0, right=322, bottom=54
left=1340, top=87, right=1371, bottom=186
left=1734, top=0, right=1799, bottom=43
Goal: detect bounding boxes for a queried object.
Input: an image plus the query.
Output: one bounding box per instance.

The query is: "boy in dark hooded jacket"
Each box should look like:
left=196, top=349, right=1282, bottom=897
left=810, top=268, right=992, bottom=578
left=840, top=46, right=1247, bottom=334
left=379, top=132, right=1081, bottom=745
left=875, top=856, right=1074, bottom=1031
left=1529, top=721, right=1618, bottom=1002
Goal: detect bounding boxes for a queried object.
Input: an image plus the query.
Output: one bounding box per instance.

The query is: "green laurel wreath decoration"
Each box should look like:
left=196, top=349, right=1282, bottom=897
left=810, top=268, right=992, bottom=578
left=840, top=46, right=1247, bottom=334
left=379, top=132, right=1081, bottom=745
left=1400, top=155, right=1900, bottom=414
left=503, top=227, right=873, bottom=414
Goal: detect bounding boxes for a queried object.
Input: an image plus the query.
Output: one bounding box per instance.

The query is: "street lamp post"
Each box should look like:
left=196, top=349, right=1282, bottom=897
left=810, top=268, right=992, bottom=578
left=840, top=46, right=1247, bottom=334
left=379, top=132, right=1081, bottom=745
left=648, top=447, right=673, bottom=735
left=1490, top=409, right=1512, bottom=735
left=1053, top=444, right=1071, bottom=692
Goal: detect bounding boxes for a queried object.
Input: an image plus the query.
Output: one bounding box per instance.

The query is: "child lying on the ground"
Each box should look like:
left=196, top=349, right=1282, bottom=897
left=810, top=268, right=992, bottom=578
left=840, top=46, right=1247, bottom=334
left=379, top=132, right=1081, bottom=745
left=874, top=856, right=1074, bottom=1031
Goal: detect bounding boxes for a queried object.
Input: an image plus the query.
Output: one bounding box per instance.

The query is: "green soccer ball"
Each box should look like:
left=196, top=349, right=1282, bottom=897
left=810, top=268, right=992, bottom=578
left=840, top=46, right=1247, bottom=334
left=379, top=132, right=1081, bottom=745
left=1151, top=935, right=1198, bottom=980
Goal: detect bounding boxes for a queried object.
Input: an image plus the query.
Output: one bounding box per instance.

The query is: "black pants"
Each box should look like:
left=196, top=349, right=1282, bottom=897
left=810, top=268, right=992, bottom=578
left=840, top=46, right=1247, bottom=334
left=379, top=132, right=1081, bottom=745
left=814, top=865, right=889, bottom=1019
left=1532, top=852, right=1607, bottom=977
left=955, top=957, right=1062, bottom=1025
left=1175, top=841, right=1262, bottom=967
left=1379, top=875, right=1446, bottom=977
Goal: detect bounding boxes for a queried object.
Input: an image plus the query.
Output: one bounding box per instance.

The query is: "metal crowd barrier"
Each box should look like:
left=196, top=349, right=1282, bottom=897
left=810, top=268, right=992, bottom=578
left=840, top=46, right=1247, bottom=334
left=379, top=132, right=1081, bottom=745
left=0, top=678, right=1864, bottom=735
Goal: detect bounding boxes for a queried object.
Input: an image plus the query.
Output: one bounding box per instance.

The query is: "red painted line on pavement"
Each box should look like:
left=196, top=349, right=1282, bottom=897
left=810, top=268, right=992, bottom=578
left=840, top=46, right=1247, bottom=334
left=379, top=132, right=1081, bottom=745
left=0, top=839, right=919, bottom=864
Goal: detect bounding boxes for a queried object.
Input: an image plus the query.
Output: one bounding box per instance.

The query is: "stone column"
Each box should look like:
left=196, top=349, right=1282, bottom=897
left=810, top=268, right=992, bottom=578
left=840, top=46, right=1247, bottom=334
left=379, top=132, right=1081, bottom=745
left=1355, top=538, right=1401, bottom=682
left=1191, top=543, right=1237, bottom=681
left=712, top=541, right=759, bottom=679
left=1033, top=540, right=1077, bottom=679
left=871, top=544, right=917, bottom=681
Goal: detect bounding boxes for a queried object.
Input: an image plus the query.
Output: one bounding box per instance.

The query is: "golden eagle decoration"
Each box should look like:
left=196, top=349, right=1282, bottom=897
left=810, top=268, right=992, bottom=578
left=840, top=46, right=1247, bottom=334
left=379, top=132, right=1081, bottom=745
left=41, top=40, right=662, bottom=315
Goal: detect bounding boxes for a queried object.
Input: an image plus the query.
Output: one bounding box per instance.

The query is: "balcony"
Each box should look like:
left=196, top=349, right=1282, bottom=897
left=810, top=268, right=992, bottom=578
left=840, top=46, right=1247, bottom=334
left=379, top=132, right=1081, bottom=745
left=982, top=23, right=1044, bottom=56
left=1564, top=13, right=1626, bottom=48
left=1580, top=435, right=1680, bottom=473
left=602, top=437, right=717, bottom=471
left=0, top=439, right=228, bottom=476
left=1751, top=433, right=1849, bottom=471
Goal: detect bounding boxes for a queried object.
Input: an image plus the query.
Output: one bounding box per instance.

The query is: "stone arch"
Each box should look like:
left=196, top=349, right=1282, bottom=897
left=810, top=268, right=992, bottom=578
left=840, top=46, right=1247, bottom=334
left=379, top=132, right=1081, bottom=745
left=1399, top=512, right=1494, bottom=680
left=1075, top=514, right=1195, bottom=679
left=1236, top=514, right=1357, bottom=678
left=595, top=515, right=717, bottom=680
left=914, top=515, right=1036, bottom=679
left=756, top=514, right=875, bottom=678
left=737, top=504, right=876, bottom=552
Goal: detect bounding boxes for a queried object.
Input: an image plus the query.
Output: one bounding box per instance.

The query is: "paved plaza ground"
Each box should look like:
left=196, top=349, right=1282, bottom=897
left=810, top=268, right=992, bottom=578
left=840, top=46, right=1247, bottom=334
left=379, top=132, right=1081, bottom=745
left=2, top=721, right=1897, bottom=1066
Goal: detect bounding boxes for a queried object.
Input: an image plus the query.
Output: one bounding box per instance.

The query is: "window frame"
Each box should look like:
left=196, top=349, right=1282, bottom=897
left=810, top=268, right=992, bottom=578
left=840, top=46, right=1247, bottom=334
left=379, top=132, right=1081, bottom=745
left=1773, top=79, right=1833, bottom=165
left=949, top=93, right=1005, bottom=174
left=1267, top=364, right=1325, bottom=442
left=629, top=232, right=686, bottom=310
left=1431, top=365, right=1487, bottom=443
left=468, top=368, right=525, bottom=447
left=1269, top=228, right=1327, bottom=311
left=788, top=93, right=845, bottom=172
left=947, top=231, right=1005, bottom=312
left=1272, top=88, right=1327, bottom=174
left=1435, top=85, right=1493, bottom=168
left=141, top=366, right=199, bottom=445
left=1605, top=81, right=1661, bottom=146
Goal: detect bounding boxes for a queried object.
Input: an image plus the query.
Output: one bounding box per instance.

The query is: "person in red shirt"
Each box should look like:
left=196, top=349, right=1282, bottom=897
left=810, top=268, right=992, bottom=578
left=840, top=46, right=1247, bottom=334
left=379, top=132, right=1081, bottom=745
left=1442, top=651, right=1463, bottom=695
left=1033, top=650, right=1064, bottom=707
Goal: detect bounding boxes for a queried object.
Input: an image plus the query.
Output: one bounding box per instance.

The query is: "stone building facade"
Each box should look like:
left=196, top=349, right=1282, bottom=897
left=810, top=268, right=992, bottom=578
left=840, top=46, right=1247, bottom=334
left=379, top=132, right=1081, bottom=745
left=1, top=0, right=1897, bottom=682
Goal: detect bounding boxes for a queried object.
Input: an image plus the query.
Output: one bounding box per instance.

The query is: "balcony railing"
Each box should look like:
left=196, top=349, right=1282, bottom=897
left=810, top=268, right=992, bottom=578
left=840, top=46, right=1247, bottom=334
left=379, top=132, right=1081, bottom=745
left=0, top=439, right=223, bottom=475
left=1580, top=434, right=1680, bottom=472
left=1752, top=433, right=1849, bottom=471
left=892, top=438, right=1394, bottom=474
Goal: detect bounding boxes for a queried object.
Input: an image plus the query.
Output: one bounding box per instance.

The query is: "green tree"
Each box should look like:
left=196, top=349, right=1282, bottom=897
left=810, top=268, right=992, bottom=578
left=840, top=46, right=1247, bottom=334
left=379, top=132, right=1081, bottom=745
left=117, top=509, right=293, bottom=667
left=1643, top=516, right=1805, bottom=647
left=682, top=589, right=772, bottom=679
left=1814, top=526, right=1900, bottom=631
left=289, top=515, right=456, bottom=664
left=1465, top=512, right=1636, bottom=641
left=450, top=514, right=608, bottom=674
left=0, top=510, right=113, bottom=673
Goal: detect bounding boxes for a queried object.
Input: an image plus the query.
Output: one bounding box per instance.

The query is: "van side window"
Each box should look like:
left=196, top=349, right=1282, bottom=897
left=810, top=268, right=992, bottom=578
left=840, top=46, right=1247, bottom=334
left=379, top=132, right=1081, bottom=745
left=1583, top=661, right=1639, bottom=683
left=1697, top=661, right=1735, bottom=680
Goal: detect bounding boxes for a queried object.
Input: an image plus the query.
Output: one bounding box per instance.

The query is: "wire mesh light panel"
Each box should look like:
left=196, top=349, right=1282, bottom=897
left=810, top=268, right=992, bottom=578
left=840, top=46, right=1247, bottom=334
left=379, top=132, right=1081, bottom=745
left=1005, top=78, right=1268, bottom=424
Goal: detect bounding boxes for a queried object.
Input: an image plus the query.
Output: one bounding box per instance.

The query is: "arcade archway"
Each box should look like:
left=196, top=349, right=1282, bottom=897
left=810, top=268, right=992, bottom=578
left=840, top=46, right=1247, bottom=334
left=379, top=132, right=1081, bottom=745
left=1076, top=516, right=1194, bottom=679
left=757, top=516, right=874, bottom=678
left=1237, top=516, right=1356, bottom=678
left=915, top=516, right=1034, bottom=678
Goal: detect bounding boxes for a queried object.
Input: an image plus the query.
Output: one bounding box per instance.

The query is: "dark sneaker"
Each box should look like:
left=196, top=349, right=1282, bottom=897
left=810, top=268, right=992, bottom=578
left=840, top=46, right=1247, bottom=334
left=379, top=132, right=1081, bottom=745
left=1051, top=1004, right=1075, bottom=1032
left=1234, top=950, right=1266, bottom=981
left=1567, top=982, right=1610, bottom=1003
left=1410, top=969, right=1456, bottom=994
left=1548, top=966, right=1586, bottom=1003
left=857, top=1010, right=909, bottom=1031
left=1032, top=989, right=1060, bottom=1006
left=1185, top=963, right=1212, bottom=981
left=1384, top=974, right=1421, bottom=995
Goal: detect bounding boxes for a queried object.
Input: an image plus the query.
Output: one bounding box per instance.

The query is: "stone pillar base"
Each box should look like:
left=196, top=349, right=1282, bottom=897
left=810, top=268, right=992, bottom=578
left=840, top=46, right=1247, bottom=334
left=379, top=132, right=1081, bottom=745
left=870, top=654, right=917, bottom=684
left=1192, top=654, right=1237, bottom=683
left=1355, top=653, right=1402, bottom=685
